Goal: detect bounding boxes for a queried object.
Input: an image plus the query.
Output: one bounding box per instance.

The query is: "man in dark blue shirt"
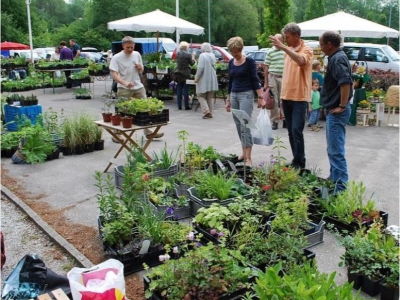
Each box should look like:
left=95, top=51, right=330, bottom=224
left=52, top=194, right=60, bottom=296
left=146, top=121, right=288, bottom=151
left=319, top=31, right=353, bottom=193
left=69, top=39, right=81, bottom=60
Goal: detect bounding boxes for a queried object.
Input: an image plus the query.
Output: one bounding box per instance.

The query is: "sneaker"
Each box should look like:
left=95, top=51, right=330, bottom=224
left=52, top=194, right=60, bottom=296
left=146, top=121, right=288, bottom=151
left=310, top=126, right=319, bottom=132
left=146, top=132, right=164, bottom=139
left=185, top=107, right=192, bottom=110
left=112, top=132, right=121, bottom=143
left=317, top=124, right=324, bottom=128
left=307, top=123, right=312, bottom=127
left=272, top=121, right=278, bottom=130
left=282, top=120, right=287, bottom=128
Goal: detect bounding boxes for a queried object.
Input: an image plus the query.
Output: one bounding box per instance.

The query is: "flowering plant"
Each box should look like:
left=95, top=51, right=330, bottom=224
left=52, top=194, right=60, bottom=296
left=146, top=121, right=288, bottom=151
left=358, top=100, right=370, bottom=109
left=372, top=89, right=382, bottom=97
left=144, top=239, right=251, bottom=299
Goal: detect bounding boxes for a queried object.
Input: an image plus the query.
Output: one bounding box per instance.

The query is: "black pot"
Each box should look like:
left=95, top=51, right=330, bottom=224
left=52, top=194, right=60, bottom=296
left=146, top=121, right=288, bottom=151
left=75, top=145, right=85, bottom=155
left=380, top=282, right=399, bottom=300
left=362, top=275, right=383, bottom=296
left=61, top=146, right=73, bottom=156
left=94, top=140, right=104, bottom=151
left=347, top=269, right=363, bottom=290
left=84, top=143, right=95, bottom=153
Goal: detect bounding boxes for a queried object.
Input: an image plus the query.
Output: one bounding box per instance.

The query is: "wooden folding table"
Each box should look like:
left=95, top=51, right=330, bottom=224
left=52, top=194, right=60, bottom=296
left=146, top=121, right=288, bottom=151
left=94, top=120, right=168, bottom=173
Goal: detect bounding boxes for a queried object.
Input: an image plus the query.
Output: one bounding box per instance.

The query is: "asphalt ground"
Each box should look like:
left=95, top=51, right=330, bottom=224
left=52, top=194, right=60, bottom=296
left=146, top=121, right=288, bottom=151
left=1, top=78, right=399, bottom=298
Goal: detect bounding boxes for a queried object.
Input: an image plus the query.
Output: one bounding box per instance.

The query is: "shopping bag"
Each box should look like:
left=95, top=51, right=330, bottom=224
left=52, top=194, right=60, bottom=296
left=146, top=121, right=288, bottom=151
left=263, top=88, right=275, bottom=110
left=2, top=254, right=71, bottom=300
left=67, top=259, right=126, bottom=300
left=252, top=109, right=274, bottom=146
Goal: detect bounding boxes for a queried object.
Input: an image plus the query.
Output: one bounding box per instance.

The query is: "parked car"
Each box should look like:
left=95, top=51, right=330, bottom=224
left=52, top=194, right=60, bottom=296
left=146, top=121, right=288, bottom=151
left=9, top=50, right=43, bottom=61
left=246, top=49, right=270, bottom=65
left=80, top=52, right=106, bottom=63
left=171, top=44, right=233, bottom=62
left=34, top=47, right=56, bottom=60
left=306, top=41, right=400, bottom=72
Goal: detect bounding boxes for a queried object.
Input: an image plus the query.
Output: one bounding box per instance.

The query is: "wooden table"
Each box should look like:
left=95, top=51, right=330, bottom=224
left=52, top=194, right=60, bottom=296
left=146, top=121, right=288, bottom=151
left=95, top=120, right=168, bottom=173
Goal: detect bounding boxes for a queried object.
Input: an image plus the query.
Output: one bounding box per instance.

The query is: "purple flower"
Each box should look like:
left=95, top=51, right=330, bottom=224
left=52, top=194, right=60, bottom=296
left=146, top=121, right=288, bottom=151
left=218, top=231, right=225, bottom=237
left=166, top=207, right=174, bottom=215
left=196, top=242, right=202, bottom=247
left=210, top=229, right=217, bottom=235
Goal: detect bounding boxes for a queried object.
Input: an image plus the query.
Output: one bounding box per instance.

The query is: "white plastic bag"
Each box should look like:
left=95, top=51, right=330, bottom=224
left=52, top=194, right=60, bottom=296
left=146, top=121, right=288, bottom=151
left=67, top=259, right=126, bottom=300
left=252, top=109, right=274, bottom=146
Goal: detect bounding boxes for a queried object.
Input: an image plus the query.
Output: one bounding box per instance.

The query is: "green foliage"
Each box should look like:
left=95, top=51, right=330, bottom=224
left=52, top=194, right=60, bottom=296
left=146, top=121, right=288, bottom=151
left=152, top=143, right=179, bottom=170
left=194, top=171, right=237, bottom=200
left=253, top=262, right=362, bottom=299
left=257, top=0, right=291, bottom=48
left=19, top=125, right=55, bottom=164
left=145, top=242, right=252, bottom=299
left=194, top=203, right=234, bottom=233
left=304, top=0, right=325, bottom=21
left=0, top=131, right=23, bottom=150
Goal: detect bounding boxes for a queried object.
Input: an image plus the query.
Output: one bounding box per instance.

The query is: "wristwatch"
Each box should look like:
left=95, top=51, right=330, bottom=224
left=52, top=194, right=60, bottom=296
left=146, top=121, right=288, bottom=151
left=339, top=105, right=346, bottom=109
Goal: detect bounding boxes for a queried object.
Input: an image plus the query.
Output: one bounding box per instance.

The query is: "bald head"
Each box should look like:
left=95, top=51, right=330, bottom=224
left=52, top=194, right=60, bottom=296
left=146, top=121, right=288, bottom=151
left=275, top=34, right=283, bottom=42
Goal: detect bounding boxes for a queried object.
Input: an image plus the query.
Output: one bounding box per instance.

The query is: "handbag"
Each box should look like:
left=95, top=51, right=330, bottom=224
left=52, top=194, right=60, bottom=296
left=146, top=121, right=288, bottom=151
left=263, top=88, right=275, bottom=110
left=252, top=109, right=274, bottom=146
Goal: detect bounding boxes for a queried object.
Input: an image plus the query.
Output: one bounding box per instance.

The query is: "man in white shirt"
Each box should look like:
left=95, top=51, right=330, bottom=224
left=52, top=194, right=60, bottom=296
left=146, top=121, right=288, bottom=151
left=110, top=36, right=163, bottom=139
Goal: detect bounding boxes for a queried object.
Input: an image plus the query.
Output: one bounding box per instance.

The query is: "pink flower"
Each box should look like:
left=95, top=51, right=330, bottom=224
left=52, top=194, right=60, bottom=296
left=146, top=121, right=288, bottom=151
left=173, top=246, right=179, bottom=253
left=218, top=232, right=224, bottom=237
left=210, top=229, right=217, bottom=235
left=187, top=231, right=195, bottom=241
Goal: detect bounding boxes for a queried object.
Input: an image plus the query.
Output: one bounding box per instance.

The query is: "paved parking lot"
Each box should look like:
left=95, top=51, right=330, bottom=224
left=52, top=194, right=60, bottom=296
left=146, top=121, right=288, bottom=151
left=1, top=79, right=398, bottom=297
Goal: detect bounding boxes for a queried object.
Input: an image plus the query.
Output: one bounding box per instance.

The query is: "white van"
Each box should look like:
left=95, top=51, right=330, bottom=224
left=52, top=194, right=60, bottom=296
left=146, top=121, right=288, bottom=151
left=306, top=41, right=400, bottom=72
left=34, top=47, right=56, bottom=59
left=9, top=50, right=43, bottom=61
left=342, top=42, right=399, bottom=72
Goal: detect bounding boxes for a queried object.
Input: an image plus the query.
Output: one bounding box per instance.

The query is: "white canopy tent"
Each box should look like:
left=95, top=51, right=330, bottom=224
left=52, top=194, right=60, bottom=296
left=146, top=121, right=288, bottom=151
left=107, top=9, right=204, bottom=36
left=297, top=11, right=399, bottom=38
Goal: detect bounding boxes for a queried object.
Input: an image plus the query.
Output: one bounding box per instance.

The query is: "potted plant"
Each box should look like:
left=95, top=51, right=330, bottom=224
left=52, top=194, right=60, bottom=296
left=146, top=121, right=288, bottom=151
left=380, top=261, right=399, bottom=300
left=110, top=113, right=121, bottom=126
left=152, top=143, right=179, bottom=178
left=60, top=117, right=77, bottom=155
left=357, top=100, right=371, bottom=113
left=253, top=262, right=361, bottom=299
left=73, top=88, right=92, bottom=99
left=93, top=125, right=104, bottom=151
left=143, top=240, right=252, bottom=299
left=1, top=131, right=23, bottom=158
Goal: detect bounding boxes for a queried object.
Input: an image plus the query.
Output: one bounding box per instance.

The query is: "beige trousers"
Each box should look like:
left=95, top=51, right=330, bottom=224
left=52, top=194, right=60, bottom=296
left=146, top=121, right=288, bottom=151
left=197, top=91, right=214, bottom=115
left=268, top=74, right=282, bottom=122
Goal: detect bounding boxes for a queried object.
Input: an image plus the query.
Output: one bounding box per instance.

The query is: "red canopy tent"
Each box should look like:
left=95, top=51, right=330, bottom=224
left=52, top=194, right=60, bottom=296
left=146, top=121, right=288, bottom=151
left=1, top=41, right=30, bottom=50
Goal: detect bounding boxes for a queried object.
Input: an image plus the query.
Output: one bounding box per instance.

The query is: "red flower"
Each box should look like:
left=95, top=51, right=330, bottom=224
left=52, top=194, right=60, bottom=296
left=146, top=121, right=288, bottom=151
left=142, top=174, right=150, bottom=181
left=262, top=185, right=272, bottom=191
left=282, top=167, right=289, bottom=172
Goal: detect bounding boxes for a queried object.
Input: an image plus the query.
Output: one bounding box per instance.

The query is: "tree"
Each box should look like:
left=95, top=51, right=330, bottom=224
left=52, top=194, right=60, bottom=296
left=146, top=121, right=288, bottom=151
left=304, top=0, right=325, bottom=21
left=257, top=0, right=291, bottom=47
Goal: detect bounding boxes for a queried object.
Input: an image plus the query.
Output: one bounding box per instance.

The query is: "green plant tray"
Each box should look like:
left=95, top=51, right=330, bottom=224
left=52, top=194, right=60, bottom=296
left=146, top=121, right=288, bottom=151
left=187, top=179, right=252, bottom=216
left=266, top=220, right=326, bottom=249
left=143, top=276, right=250, bottom=300
left=153, top=164, right=178, bottom=179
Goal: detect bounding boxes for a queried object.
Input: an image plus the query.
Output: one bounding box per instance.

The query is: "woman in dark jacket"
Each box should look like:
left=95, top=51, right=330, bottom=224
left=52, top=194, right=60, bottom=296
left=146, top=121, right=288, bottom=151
left=174, top=41, right=196, bottom=110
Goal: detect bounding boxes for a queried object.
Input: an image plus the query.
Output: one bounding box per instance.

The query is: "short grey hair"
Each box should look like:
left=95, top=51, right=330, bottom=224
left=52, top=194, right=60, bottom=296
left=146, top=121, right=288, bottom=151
left=179, top=41, right=189, bottom=50
left=122, top=36, right=135, bottom=44
left=201, top=42, right=212, bottom=53
left=282, top=23, right=301, bottom=37
left=321, top=31, right=342, bottom=47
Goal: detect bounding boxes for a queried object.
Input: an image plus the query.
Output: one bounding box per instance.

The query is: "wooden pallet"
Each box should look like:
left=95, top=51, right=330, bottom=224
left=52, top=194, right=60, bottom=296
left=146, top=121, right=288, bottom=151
left=37, top=288, right=70, bottom=300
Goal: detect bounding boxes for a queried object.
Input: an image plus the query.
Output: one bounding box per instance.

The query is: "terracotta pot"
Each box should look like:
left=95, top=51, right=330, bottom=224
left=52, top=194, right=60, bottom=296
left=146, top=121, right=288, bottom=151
left=102, top=112, right=112, bottom=122
left=121, top=116, right=133, bottom=128
left=111, top=114, right=121, bottom=126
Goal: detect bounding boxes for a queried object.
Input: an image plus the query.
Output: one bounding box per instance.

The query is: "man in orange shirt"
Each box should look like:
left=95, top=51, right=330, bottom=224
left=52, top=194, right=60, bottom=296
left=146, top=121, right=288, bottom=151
left=270, top=23, right=313, bottom=169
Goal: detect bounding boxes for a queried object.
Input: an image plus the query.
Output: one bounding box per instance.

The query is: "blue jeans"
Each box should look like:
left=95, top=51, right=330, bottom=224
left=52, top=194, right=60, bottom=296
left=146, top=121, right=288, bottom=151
left=176, top=82, right=189, bottom=108
left=325, top=105, right=351, bottom=193
left=282, top=100, right=308, bottom=168
left=231, top=90, right=254, bottom=148
left=309, top=108, right=321, bottom=125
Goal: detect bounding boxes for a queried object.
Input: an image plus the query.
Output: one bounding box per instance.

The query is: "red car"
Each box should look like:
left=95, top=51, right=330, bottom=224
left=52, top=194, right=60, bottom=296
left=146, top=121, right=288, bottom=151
left=171, top=43, right=232, bottom=62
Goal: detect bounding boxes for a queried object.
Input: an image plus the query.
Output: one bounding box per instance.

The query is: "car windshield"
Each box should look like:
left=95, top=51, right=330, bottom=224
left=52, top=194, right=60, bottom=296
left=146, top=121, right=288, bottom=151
left=383, top=45, right=400, bottom=61
left=163, top=43, right=176, bottom=52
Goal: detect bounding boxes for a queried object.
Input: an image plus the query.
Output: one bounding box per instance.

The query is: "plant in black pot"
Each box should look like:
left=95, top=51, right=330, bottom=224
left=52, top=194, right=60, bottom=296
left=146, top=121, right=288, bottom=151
left=19, top=125, right=56, bottom=164
left=73, top=88, right=92, bottom=99
left=93, top=125, right=104, bottom=151
left=380, top=260, right=399, bottom=300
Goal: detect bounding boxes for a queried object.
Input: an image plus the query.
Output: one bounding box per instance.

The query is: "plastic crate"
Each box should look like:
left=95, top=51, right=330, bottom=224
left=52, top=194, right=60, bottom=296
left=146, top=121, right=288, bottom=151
left=4, top=105, right=42, bottom=131
left=114, top=165, right=125, bottom=190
